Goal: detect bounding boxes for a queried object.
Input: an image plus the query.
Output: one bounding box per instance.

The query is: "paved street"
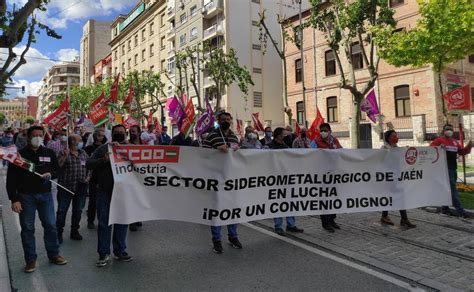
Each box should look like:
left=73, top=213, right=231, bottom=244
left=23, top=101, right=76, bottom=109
left=0, top=168, right=472, bottom=291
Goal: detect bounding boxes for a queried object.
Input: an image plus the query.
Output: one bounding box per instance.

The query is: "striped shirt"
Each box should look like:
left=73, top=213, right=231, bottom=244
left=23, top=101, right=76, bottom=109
left=203, top=128, right=239, bottom=149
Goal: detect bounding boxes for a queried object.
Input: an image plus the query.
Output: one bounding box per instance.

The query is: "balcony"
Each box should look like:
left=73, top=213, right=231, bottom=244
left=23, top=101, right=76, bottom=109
left=166, top=5, right=175, bottom=21
left=203, top=22, right=224, bottom=41
left=167, top=49, right=175, bottom=58
left=202, top=0, right=223, bottom=19
left=166, top=27, right=176, bottom=40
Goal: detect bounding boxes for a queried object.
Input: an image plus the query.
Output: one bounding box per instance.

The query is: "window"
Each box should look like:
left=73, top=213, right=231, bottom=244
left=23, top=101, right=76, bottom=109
left=190, top=5, right=197, bottom=17
left=142, top=49, right=146, bottom=61
left=121, top=62, right=125, bottom=74
left=392, top=27, right=405, bottom=34
left=161, top=13, right=165, bottom=27
left=134, top=35, right=138, bottom=47
left=252, top=44, right=261, bottom=50
left=394, top=85, right=411, bottom=117
left=253, top=68, right=262, bottom=74
left=142, top=28, right=146, bottom=41
left=128, top=58, right=131, bottom=69
left=469, top=55, right=474, bottom=63
left=296, top=101, right=304, bottom=125
left=295, top=59, right=302, bottom=83
left=351, top=42, right=364, bottom=70
left=253, top=91, right=262, bottom=107
left=114, top=50, right=117, bottom=60
left=180, top=33, right=186, bottom=47
left=327, top=96, right=338, bottom=122
left=150, top=44, right=154, bottom=57
left=180, top=13, right=187, bottom=25
left=134, top=54, right=138, bottom=65
left=160, top=37, right=165, bottom=50
left=150, top=65, right=154, bottom=73
left=161, top=60, right=166, bottom=72
left=128, top=40, right=131, bottom=51
left=149, top=22, right=154, bottom=35
left=168, top=57, right=175, bottom=73
left=325, top=50, right=336, bottom=76
left=190, top=27, right=198, bottom=40
left=294, top=25, right=302, bottom=47
left=114, top=67, right=117, bottom=75
left=122, top=45, right=125, bottom=54
left=389, top=0, right=404, bottom=7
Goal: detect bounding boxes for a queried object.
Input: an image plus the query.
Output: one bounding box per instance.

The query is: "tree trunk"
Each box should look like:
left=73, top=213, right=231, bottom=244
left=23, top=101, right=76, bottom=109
left=438, top=71, right=447, bottom=122
left=351, top=96, right=362, bottom=149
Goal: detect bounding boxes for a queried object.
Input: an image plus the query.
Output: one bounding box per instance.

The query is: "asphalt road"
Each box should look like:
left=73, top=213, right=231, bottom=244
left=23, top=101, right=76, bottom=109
left=0, top=171, right=415, bottom=291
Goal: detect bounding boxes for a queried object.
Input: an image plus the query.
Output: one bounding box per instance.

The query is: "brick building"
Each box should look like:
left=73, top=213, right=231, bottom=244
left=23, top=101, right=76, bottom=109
left=284, top=0, right=474, bottom=149
left=26, top=96, right=38, bottom=118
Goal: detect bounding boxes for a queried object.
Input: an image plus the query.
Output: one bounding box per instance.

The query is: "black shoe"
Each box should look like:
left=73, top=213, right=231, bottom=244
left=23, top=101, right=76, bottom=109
left=323, top=225, right=335, bottom=233
left=330, top=221, right=341, bottom=229
left=135, top=222, right=143, bottom=227
left=212, top=240, right=223, bottom=254
left=129, top=224, right=138, bottom=232
left=286, top=226, right=304, bottom=233
left=114, top=252, right=134, bottom=262
left=275, top=228, right=286, bottom=236
left=70, top=231, right=83, bottom=241
left=87, top=222, right=95, bottom=229
left=58, top=232, right=63, bottom=244
left=228, top=237, right=242, bottom=249
left=96, top=254, right=110, bottom=267
left=440, top=209, right=451, bottom=216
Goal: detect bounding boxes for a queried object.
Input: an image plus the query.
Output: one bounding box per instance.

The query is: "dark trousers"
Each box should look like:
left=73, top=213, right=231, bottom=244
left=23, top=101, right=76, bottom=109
left=18, top=193, right=60, bottom=263
left=56, top=183, right=87, bottom=234
left=321, top=214, right=337, bottom=227
left=87, top=183, right=98, bottom=224
left=382, top=210, right=408, bottom=220
left=97, top=189, right=128, bottom=256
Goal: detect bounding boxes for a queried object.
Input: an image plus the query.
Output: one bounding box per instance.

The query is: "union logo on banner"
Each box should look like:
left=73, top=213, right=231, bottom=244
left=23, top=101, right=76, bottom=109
left=444, top=85, right=471, bottom=112
left=113, top=145, right=180, bottom=164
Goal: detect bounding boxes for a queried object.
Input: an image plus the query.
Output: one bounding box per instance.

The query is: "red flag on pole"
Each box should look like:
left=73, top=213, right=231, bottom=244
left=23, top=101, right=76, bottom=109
left=252, top=113, right=265, bottom=132
left=44, top=98, right=69, bottom=130
left=0, top=145, right=35, bottom=172
left=123, top=116, right=139, bottom=129
left=236, top=119, right=244, bottom=138
left=444, top=85, right=471, bottom=112
left=88, top=91, right=109, bottom=126
left=123, top=80, right=134, bottom=108
left=147, top=111, right=153, bottom=128
left=179, top=99, right=196, bottom=136
left=307, top=108, right=325, bottom=141
left=294, top=120, right=301, bottom=137
left=154, top=117, right=162, bottom=135
left=109, top=73, right=120, bottom=104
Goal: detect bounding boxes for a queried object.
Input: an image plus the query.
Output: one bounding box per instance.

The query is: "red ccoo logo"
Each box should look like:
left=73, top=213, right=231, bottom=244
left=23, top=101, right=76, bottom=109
left=405, top=147, right=418, bottom=165
left=113, top=145, right=180, bottom=164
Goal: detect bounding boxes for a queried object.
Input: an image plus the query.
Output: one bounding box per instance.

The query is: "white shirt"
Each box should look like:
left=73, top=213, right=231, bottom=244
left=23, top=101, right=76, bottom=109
left=140, top=131, right=157, bottom=145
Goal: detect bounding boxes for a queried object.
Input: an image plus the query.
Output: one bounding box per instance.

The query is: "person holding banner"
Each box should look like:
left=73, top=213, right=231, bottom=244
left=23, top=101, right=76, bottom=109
left=56, top=134, right=90, bottom=243
left=129, top=125, right=143, bottom=232
left=6, top=126, right=68, bottom=273
left=430, top=124, right=472, bottom=219
left=140, top=124, right=157, bottom=145
left=268, top=127, right=304, bottom=236
left=158, top=126, right=171, bottom=145
left=292, top=128, right=311, bottom=149
left=380, top=130, right=416, bottom=228
left=86, top=124, right=133, bottom=267
left=203, top=112, right=243, bottom=254
left=315, top=123, right=342, bottom=232
left=260, top=126, right=273, bottom=147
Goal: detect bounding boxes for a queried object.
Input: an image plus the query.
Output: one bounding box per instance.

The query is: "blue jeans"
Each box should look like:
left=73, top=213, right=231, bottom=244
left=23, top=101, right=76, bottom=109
left=274, top=217, right=296, bottom=229
left=96, top=189, right=128, bottom=256
left=56, top=183, right=87, bottom=233
left=211, top=225, right=238, bottom=241
left=443, top=169, right=466, bottom=216
left=18, top=192, right=60, bottom=263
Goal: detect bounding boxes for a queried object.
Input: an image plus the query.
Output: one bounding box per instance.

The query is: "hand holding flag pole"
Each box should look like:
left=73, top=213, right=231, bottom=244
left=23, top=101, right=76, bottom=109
left=33, top=171, right=75, bottom=195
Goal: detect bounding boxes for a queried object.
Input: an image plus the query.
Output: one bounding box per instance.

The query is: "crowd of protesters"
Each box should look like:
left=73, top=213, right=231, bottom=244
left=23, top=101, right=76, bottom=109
left=1, top=113, right=472, bottom=272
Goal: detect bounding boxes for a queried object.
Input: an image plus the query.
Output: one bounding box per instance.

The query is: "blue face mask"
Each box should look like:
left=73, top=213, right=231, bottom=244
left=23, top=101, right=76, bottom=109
left=265, top=132, right=272, bottom=138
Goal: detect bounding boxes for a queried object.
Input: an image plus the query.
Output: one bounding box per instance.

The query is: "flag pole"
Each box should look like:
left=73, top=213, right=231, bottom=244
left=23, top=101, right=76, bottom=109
left=33, top=172, right=75, bottom=195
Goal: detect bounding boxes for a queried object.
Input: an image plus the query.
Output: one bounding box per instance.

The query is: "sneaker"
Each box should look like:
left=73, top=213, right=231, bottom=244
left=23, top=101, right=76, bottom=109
left=330, top=221, right=341, bottom=230
left=114, top=252, right=134, bottom=262
left=96, top=254, right=110, bottom=267
left=322, top=225, right=335, bottom=233
left=24, top=261, right=36, bottom=273
left=129, top=224, right=138, bottom=232
left=87, top=222, right=95, bottom=229
left=212, top=240, right=223, bottom=254
left=286, top=226, right=304, bottom=233
left=49, top=255, right=67, bottom=265
left=70, top=231, right=83, bottom=241
left=228, top=237, right=242, bottom=249
left=275, top=228, right=286, bottom=236
left=461, top=213, right=471, bottom=220
left=135, top=222, right=143, bottom=227
left=440, top=210, right=451, bottom=216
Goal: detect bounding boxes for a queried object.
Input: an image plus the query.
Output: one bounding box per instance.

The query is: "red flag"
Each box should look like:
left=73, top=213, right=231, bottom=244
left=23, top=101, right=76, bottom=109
left=179, top=99, right=196, bottom=135
left=444, top=85, right=471, bottom=112
left=147, top=111, right=153, bottom=128
left=252, top=113, right=265, bottom=132
left=123, top=80, right=134, bottom=108
left=88, top=91, right=108, bottom=126
left=236, top=119, right=244, bottom=138
left=44, top=98, right=69, bottom=130
left=123, top=116, right=139, bottom=129
left=154, top=117, right=162, bottom=135
left=0, top=145, right=35, bottom=172
left=307, top=108, right=325, bottom=141
left=294, top=120, right=301, bottom=137
left=109, top=73, right=120, bottom=104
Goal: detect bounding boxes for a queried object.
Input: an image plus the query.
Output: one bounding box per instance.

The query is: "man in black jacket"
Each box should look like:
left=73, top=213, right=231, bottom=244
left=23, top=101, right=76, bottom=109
left=86, top=124, right=133, bottom=267
left=6, top=126, right=67, bottom=273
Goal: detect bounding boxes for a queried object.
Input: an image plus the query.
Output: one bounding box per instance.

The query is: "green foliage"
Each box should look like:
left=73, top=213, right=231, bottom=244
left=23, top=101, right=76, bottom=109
left=23, top=115, right=35, bottom=124
left=378, top=0, right=474, bottom=72
left=0, top=112, right=5, bottom=125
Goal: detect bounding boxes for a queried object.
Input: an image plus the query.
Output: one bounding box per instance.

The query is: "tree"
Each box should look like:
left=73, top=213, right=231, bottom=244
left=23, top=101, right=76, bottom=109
left=203, top=45, right=254, bottom=112
left=0, top=112, right=5, bottom=125
left=137, top=70, right=166, bottom=123
left=377, top=0, right=474, bottom=119
left=308, top=0, right=396, bottom=148
left=23, top=115, right=35, bottom=124
left=0, top=0, right=61, bottom=96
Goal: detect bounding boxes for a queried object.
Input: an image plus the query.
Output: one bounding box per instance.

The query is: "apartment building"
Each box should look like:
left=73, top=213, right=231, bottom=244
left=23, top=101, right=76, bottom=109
left=38, top=63, right=80, bottom=118
left=110, top=0, right=169, bottom=113
left=0, top=98, right=27, bottom=126
left=284, top=0, right=474, bottom=148
left=80, top=20, right=113, bottom=86
left=93, top=53, right=113, bottom=84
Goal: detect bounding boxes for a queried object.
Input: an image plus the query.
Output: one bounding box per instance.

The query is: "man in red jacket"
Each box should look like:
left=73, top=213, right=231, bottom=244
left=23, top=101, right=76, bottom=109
left=430, top=124, right=472, bottom=219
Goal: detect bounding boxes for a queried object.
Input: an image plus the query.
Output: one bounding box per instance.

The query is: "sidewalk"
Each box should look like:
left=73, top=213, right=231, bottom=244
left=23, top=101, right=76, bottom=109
left=0, top=206, right=11, bottom=292
left=257, top=210, right=474, bottom=291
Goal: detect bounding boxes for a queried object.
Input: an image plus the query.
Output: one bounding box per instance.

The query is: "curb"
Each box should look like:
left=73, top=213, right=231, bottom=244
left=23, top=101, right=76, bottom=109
left=0, top=205, right=12, bottom=292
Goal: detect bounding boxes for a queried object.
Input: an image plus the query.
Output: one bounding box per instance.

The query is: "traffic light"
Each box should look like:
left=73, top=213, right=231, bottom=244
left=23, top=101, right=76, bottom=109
left=21, top=86, right=25, bottom=94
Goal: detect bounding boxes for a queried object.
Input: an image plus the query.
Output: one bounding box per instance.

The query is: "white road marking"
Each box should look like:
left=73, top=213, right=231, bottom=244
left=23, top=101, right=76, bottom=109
left=244, top=222, right=426, bottom=292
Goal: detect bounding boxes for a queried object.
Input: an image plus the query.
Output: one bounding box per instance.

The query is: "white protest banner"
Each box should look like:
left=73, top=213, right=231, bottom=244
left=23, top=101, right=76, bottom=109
left=109, top=145, right=450, bottom=226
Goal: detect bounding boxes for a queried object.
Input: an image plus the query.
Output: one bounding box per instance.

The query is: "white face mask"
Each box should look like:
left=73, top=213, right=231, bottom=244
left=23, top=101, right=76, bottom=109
left=320, top=131, right=329, bottom=139
left=248, top=133, right=258, bottom=140
left=31, top=137, right=43, bottom=147
left=61, top=135, right=68, bottom=142
left=445, top=130, right=453, bottom=137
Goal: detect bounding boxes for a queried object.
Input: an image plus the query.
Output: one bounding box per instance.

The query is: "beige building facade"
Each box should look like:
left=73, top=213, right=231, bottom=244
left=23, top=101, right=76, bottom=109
left=284, top=0, right=474, bottom=149
left=80, top=20, right=113, bottom=86
left=0, top=98, right=27, bottom=127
